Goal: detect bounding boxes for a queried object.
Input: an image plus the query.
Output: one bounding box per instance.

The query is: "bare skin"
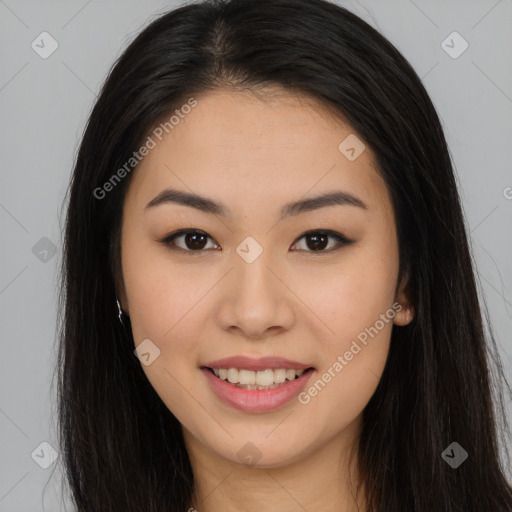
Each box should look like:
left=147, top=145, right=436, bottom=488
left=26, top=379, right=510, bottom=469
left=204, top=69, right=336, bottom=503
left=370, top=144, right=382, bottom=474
left=117, top=88, right=414, bottom=511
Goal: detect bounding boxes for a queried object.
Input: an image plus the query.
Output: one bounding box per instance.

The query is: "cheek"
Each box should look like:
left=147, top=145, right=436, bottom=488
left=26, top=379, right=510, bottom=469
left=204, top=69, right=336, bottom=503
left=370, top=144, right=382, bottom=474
left=122, top=239, right=201, bottom=351
left=122, top=243, right=204, bottom=421
left=301, top=248, right=398, bottom=344
left=294, top=242, right=397, bottom=419
left=298, top=270, right=394, bottom=434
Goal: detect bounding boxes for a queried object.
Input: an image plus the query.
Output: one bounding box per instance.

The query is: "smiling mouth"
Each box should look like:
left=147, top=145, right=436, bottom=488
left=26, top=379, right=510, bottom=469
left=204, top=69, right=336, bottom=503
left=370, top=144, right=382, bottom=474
left=204, top=366, right=315, bottom=390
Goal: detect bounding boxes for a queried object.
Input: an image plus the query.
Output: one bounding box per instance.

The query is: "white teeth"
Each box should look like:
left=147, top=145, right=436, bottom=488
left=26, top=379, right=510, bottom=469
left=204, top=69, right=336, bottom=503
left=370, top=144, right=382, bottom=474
left=239, top=369, right=256, bottom=385
left=226, top=368, right=238, bottom=384
left=274, top=369, right=287, bottom=383
left=257, top=369, right=275, bottom=386
left=211, top=367, right=307, bottom=386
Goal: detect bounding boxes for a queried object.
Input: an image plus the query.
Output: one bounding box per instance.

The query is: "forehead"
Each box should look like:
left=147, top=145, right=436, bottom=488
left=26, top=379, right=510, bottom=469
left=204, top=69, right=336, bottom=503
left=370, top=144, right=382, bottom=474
left=124, top=88, right=390, bottom=219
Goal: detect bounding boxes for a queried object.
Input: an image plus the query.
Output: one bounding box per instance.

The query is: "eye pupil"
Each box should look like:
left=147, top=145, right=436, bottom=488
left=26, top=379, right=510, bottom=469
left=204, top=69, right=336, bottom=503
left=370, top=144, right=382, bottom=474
left=186, top=232, right=207, bottom=250
left=306, top=233, right=328, bottom=251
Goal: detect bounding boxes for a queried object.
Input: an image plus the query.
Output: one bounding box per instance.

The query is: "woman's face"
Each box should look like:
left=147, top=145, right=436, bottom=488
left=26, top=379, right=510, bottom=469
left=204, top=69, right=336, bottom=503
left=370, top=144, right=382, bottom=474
left=118, top=88, right=412, bottom=469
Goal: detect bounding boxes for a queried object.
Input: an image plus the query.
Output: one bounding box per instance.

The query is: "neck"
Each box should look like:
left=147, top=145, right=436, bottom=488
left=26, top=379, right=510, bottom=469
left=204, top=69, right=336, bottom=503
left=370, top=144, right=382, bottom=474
left=184, top=415, right=366, bottom=512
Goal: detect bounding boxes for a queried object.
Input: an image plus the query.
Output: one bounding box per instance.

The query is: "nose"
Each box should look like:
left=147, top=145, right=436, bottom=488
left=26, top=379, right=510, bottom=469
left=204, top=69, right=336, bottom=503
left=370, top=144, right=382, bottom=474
left=215, top=247, right=296, bottom=340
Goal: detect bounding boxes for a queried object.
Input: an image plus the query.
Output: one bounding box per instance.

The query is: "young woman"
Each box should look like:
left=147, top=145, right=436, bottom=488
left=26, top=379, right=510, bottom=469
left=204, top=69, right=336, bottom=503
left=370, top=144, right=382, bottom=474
left=57, top=0, right=512, bottom=510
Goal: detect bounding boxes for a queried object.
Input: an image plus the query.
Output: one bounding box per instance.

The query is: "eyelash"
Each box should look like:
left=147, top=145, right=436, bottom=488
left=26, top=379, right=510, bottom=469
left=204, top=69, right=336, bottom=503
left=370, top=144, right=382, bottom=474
left=159, top=229, right=354, bottom=255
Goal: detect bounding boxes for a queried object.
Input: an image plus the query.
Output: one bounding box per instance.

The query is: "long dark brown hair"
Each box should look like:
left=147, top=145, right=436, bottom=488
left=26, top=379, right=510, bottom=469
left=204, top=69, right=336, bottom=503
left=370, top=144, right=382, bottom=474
left=56, top=0, right=512, bottom=510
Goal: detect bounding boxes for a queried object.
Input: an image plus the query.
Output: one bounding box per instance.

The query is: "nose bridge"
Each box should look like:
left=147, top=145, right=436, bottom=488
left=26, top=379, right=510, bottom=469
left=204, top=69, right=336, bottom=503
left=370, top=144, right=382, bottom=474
left=216, top=235, right=295, bottom=336
left=234, top=237, right=279, bottom=304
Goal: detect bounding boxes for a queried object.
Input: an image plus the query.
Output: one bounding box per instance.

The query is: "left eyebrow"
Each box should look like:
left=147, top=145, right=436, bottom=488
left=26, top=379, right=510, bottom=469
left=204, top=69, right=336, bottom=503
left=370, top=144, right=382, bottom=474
left=145, top=187, right=368, bottom=219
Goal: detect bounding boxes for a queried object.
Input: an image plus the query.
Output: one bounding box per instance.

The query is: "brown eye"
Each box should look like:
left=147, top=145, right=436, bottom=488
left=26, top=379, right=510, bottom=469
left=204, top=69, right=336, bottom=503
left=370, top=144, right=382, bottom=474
left=304, top=232, right=329, bottom=251
left=160, top=229, right=353, bottom=254
left=291, top=230, right=354, bottom=253
left=161, top=230, right=219, bottom=252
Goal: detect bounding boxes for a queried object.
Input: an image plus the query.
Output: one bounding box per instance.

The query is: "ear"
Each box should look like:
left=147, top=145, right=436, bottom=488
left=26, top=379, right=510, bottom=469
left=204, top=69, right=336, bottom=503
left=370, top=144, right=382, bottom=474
left=393, top=270, right=414, bottom=326
left=110, top=234, right=130, bottom=316
left=114, top=267, right=130, bottom=316
left=112, top=248, right=130, bottom=316
left=117, top=285, right=129, bottom=316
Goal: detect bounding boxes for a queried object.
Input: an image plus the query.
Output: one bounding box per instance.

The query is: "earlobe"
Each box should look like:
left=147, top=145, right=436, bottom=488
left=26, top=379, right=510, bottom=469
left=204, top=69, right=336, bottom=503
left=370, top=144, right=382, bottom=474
left=393, top=304, right=414, bottom=326
left=393, top=271, right=414, bottom=326
left=116, top=286, right=130, bottom=317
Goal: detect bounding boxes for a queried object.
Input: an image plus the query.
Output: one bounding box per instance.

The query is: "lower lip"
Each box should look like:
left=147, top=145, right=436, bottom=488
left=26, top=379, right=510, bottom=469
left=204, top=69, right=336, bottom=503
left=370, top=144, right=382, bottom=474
left=201, top=367, right=315, bottom=412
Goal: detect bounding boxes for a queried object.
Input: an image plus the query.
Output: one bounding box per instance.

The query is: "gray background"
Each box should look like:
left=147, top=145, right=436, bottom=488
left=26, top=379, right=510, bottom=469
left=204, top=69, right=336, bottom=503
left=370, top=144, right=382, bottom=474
left=1, top=0, right=511, bottom=510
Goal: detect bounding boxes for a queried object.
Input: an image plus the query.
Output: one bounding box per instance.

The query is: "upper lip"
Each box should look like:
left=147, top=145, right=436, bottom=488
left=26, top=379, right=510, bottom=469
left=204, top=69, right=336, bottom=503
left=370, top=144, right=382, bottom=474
left=201, top=356, right=314, bottom=371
